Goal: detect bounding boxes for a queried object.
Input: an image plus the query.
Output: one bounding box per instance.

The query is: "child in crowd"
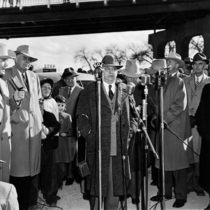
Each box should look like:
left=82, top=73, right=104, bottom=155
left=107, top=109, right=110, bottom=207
left=39, top=98, right=61, bottom=207
left=54, top=95, right=73, bottom=189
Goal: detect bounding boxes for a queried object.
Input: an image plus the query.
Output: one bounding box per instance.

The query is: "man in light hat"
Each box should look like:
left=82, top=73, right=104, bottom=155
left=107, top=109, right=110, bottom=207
left=150, top=58, right=192, bottom=208
left=77, top=54, right=138, bottom=210
left=3, top=45, right=43, bottom=210
left=52, top=67, right=83, bottom=186
left=120, top=59, right=157, bottom=204
left=183, top=52, right=210, bottom=197
left=165, top=52, right=187, bottom=79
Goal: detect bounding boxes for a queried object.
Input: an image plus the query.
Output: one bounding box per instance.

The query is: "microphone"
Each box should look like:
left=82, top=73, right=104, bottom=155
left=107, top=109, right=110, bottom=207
left=126, top=82, right=135, bottom=95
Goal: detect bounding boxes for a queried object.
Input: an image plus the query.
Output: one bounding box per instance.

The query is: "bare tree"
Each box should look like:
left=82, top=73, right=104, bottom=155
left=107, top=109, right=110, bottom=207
left=129, top=43, right=153, bottom=65
left=74, top=47, right=93, bottom=70
left=105, top=44, right=128, bottom=65
left=165, top=41, right=176, bottom=57
left=189, top=35, right=204, bottom=55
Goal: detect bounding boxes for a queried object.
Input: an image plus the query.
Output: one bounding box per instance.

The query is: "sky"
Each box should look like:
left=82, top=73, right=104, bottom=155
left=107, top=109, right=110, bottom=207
left=1, top=30, right=153, bottom=73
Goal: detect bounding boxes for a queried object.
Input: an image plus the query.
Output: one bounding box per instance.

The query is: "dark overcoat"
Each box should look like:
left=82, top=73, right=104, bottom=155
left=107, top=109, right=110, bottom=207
left=196, top=83, right=210, bottom=194
left=77, top=82, right=135, bottom=197
left=155, top=76, right=193, bottom=171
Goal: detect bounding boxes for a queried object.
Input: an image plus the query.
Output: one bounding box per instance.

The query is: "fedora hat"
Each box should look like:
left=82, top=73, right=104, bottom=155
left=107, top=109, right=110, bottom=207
left=62, top=67, right=79, bottom=78
left=101, top=54, right=122, bottom=69
left=0, top=43, right=13, bottom=60
left=184, top=57, right=192, bottom=64
left=14, top=45, right=37, bottom=62
left=192, top=52, right=209, bottom=64
left=165, top=52, right=185, bottom=67
left=146, top=59, right=168, bottom=74
left=120, top=59, right=143, bottom=78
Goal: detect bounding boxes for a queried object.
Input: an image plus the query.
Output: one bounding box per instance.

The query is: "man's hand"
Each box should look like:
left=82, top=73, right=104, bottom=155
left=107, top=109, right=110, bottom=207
left=14, top=90, right=25, bottom=101
left=60, top=133, right=67, bottom=137
left=42, top=124, right=49, bottom=135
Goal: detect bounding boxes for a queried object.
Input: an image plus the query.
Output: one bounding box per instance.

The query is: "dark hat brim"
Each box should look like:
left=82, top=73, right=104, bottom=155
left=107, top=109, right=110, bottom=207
left=62, top=72, right=79, bottom=78
left=103, top=64, right=123, bottom=70
left=193, top=59, right=209, bottom=65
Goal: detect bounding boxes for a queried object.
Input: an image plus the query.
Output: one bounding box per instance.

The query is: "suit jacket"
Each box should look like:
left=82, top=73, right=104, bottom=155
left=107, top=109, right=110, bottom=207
left=0, top=79, right=11, bottom=182
left=77, top=81, right=137, bottom=197
left=3, top=66, right=43, bottom=177
left=155, top=76, right=193, bottom=171
left=0, top=181, right=19, bottom=210
left=184, top=73, right=210, bottom=162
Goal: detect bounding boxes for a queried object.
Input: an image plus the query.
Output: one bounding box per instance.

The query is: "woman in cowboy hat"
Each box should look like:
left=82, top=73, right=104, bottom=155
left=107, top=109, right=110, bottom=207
left=120, top=59, right=157, bottom=204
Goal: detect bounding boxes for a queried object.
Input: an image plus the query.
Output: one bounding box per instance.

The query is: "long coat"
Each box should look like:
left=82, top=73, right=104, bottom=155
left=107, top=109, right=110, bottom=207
left=77, top=82, right=136, bottom=197
left=196, top=83, right=210, bottom=193
left=184, top=73, right=210, bottom=162
left=0, top=79, right=11, bottom=182
left=3, top=67, right=43, bottom=177
left=55, top=111, right=73, bottom=163
left=155, top=76, right=193, bottom=171
left=59, top=84, right=83, bottom=161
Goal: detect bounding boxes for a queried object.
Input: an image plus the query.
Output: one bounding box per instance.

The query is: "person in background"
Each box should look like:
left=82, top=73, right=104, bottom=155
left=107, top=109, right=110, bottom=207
left=55, top=67, right=83, bottom=185
left=3, top=45, right=43, bottom=210
left=39, top=98, right=61, bottom=207
left=183, top=52, right=210, bottom=197
left=77, top=54, right=138, bottom=210
left=54, top=95, right=73, bottom=189
left=183, top=57, right=193, bottom=76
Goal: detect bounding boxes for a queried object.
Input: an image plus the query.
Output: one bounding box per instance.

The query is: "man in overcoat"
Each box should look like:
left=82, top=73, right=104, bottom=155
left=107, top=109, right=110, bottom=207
left=150, top=58, right=193, bottom=208
left=3, top=45, right=43, bottom=210
left=183, top=52, right=210, bottom=196
left=56, top=67, right=83, bottom=185
left=77, top=54, right=137, bottom=210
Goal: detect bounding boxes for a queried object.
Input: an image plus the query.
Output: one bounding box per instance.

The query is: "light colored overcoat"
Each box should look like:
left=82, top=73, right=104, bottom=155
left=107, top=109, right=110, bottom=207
left=3, top=66, right=43, bottom=177
left=0, top=79, right=11, bottom=182
left=184, top=73, right=210, bottom=162
left=155, top=76, right=193, bottom=171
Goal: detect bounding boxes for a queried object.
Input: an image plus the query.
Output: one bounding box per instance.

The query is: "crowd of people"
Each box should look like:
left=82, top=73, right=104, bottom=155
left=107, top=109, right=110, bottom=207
left=0, top=41, right=210, bottom=210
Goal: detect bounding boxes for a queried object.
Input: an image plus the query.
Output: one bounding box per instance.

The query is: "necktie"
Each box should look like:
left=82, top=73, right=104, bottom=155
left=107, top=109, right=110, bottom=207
left=22, top=73, right=28, bottom=89
left=109, top=85, right=114, bottom=100
left=68, top=87, right=72, bottom=97
left=195, top=77, right=199, bottom=87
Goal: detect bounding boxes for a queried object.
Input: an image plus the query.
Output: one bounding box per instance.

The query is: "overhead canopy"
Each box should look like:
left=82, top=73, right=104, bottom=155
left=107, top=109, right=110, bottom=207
left=0, top=0, right=210, bottom=39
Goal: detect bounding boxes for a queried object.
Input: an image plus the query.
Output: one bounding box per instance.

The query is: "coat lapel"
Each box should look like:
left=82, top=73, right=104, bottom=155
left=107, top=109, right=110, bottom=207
left=101, top=84, right=111, bottom=110
left=189, top=76, right=195, bottom=93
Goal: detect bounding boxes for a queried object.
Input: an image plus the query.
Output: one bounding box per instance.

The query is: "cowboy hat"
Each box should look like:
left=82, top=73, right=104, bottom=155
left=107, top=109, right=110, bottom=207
left=62, top=67, right=79, bottom=78
left=145, top=59, right=168, bottom=74
left=0, top=43, right=14, bottom=60
left=120, top=59, right=143, bottom=78
left=165, top=52, right=185, bottom=68
left=14, top=45, right=38, bottom=62
left=192, top=52, right=209, bottom=64
left=101, top=54, right=122, bottom=69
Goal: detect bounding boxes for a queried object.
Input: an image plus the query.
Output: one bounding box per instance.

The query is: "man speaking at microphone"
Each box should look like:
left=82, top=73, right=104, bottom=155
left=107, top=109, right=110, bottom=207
left=77, top=54, right=138, bottom=210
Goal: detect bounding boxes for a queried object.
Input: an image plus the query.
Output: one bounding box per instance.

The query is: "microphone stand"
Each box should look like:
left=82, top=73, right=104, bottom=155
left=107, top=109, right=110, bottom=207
left=95, top=66, right=103, bottom=210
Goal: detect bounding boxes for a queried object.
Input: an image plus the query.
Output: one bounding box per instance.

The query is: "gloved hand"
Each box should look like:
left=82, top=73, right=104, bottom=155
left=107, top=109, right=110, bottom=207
left=190, top=115, right=196, bottom=128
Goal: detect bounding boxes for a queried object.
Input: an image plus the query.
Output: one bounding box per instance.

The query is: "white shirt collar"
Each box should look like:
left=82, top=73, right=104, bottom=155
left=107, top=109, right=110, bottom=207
left=195, top=74, right=204, bottom=83
left=103, top=82, right=115, bottom=96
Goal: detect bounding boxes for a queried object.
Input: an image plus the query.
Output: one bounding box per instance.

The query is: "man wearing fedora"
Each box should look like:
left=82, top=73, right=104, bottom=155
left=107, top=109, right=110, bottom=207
left=53, top=67, right=83, bottom=186
left=150, top=58, right=193, bottom=208
left=77, top=54, right=138, bottom=210
left=3, top=45, right=43, bottom=210
left=183, top=52, right=210, bottom=197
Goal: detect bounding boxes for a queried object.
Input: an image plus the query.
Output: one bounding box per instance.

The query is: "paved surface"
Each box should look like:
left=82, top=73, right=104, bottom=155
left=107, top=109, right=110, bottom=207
left=37, top=172, right=208, bottom=210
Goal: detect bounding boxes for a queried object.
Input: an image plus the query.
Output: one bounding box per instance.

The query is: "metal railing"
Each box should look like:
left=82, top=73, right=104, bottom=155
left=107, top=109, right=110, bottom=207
left=0, top=0, right=105, bottom=9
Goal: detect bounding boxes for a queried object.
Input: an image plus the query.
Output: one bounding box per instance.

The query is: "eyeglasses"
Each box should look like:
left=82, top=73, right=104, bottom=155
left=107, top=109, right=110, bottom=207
left=103, top=67, right=118, bottom=72
left=41, top=86, right=52, bottom=91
